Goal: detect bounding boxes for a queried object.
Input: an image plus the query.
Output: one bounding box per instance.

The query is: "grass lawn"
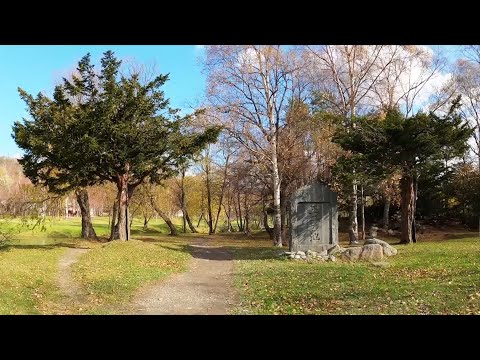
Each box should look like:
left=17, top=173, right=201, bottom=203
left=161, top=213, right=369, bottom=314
left=0, top=216, right=196, bottom=314
left=2, top=215, right=480, bottom=315
left=71, top=239, right=191, bottom=314
left=231, top=235, right=480, bottom=314
left=0, top=245, right=65, bottom=314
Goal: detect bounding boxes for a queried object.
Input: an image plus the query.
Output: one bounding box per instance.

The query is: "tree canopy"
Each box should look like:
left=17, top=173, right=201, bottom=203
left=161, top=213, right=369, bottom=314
left=13, top=51, right=220, bottom=240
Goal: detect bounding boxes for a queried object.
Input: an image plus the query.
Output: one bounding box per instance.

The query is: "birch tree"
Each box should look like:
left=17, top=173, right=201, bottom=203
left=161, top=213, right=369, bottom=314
left=306, top=45, right=400, bottom=243
left=203, top=45, right=301, bottom=246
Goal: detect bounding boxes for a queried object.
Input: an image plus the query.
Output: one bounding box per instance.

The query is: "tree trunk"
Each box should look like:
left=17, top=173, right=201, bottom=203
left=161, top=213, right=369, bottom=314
left=264, top=211, right=273, bottom=240
left=197, top=212, right=204, bottom=228
left=223, top=204, right=232, bottom=232
left=348, top=181, right=359, bottom=244
left=280, top=191, right=287, bottom=245
left=271, top=138, right=282, bottom=247
left=185, top=208, right=197, bottom=233
left=213, top=156, right=230, bottom=233
left=236, top=191, right=243, bottom=232
left=115, top=174, right=130, bottom=241
left=143, top=216, right=149, bottom=230
left=383, top=197, right=390, bottom=229
left=244, top=194, right=250, bottom=235
left=149, top=197, right=178, bottom=236
left=360, top=185, right=365, bottom=241
left=412, top=175, right=418, bottom=243
left=65, top=197, right=69, bottom=219
left=110, top=198, right=119, bottom=241
left=205, top=160, right=214, bottom=235
left=400, top=174, right=415, bottom=244
left=75, top=188, right=98, bottom=240
left=180, top=170, right=186, bottom=233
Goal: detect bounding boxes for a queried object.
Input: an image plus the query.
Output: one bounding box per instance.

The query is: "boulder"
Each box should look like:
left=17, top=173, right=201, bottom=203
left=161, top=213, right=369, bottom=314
left=297, top=251, right=306, bottom=256
left=327, top=244, right=344, bottom=256
left=360, top=244, right=383, bottom=261
left=364, top=238, right=398, bottom=256
left=327, top=255, right=336, bottom=262
left=306, top=250, right=317, bottom=257
left=341, top=246, right=363, bottom=261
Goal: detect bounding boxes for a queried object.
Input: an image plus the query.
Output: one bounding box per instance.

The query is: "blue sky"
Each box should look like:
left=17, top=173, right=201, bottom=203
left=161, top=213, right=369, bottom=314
left=0, top=45, right=463, bottom=157
left=0, top=45, right=206, bottom=157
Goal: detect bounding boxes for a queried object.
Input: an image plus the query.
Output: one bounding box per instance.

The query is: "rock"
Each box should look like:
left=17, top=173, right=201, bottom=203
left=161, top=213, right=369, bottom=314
left=327, top=255, right=336, bottom=262
left=341, top=246, right=363, bottom=261
left=369, top=226, right=378, bottom=238
left=294, top=254, right=301, bottom=259
left=316, top=256, right=325, bottom=262
left=360, top=244, right=383, bottom=261
left=327, top=244, right=344, bottom=256
left=301, top=255, right=307, bottom=259
left=364, top=238, right=397, bottom=256
left=319, top=255, right=329, bottom=261
left=318, top=249, right=328, bottom=257
left=306, top=250, right=317, bottom=257
left=297, top=251, right=306, bottom=256
left=283, top=251, right=295, bottom=256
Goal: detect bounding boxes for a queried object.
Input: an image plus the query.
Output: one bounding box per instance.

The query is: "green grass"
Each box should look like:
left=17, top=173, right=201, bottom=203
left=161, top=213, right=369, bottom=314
left=232, top=237, right=480, bottom=314
left=71, top=239, right=191, bottom=313
left=0, top=215, right=211, bottom=245
left=0, top=246, right=65, bottom=314
left=3, top=214, right=480, bottom=315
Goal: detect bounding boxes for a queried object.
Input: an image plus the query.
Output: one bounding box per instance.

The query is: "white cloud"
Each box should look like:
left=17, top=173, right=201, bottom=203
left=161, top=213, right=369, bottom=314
left=194, top=45, right=206, bottom=50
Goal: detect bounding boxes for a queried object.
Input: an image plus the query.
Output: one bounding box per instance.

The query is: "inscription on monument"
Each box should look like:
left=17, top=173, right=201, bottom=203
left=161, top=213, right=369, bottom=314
left=289, top=184, right=338, bottom=252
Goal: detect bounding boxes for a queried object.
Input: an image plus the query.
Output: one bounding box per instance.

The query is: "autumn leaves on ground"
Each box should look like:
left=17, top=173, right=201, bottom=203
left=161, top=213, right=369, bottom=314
left=1, top=217, right=479, bottom=315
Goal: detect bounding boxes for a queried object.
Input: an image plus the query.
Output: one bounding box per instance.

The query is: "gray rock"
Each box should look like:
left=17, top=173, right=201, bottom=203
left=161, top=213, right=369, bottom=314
left=369, top=226, right=378, bottom=238
left=327, top=244, right=345, bottom=256
left=316, top=256, right=325, bottom=262
left=301, top=255, right=307, bottom=259
left=318, top=249, right=328, bottom=256
left=341, top=246, right=363, bottom=261
left=307, top=250, right=317, bottom=257
left=364, top=238, right=397, bottom=256
left=283, top=251, right=295, bottom=256
left=294, top=254, right=301, bottom=259
left=297, top=251, right=306, bottom=256
left=387, top=229, right=395, bottom=236
left=360, top=244, right=383, bottom=261
left=327, top=255, right=336, bottom=262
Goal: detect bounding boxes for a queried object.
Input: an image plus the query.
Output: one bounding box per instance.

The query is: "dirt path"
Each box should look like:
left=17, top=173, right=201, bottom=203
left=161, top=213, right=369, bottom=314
left=57, top=247, right=89, bottom=312
left=127, top=240, right=238, bottom=315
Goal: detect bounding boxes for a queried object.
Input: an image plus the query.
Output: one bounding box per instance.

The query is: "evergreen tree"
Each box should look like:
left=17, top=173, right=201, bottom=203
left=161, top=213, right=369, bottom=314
left=13, top=51, right=220, bottom=240
left=333, top=98, right=472, bottom=243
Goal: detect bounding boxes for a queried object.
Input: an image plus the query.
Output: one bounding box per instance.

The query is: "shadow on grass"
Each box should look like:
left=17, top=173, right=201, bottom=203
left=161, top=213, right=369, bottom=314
left=155, top=242, right=281, bottom=261
left=0, top=244, right=58, bottom=252
left=442, top=233, right=477, bottom=240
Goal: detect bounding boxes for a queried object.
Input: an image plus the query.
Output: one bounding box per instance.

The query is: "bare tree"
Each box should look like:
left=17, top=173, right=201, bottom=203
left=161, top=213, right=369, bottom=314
left=306, top=45, right=400, bottom=243
left=454, top=58, right=480, bottom=169
left=203, top=45, right=303, bottom=246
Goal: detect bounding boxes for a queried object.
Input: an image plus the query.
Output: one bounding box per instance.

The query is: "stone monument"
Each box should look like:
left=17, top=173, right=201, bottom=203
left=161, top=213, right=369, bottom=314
left=289, top=183, right=338, bottom=252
